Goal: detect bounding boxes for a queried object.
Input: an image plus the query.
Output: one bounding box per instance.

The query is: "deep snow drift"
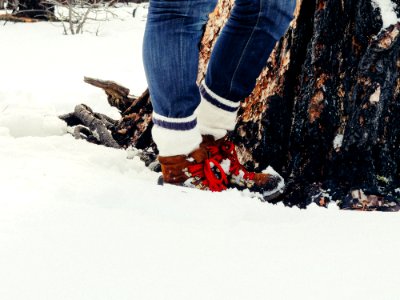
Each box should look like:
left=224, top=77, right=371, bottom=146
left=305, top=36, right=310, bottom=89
left=0, top=6, right=399, bottom=300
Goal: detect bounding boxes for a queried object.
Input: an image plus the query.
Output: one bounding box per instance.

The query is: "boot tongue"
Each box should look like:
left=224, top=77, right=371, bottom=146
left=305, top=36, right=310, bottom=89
left=201, top=134, right=228, bottom=148
left=201, top=135, right=215, bottom=146
left=190, top=148, right=208, bottom=163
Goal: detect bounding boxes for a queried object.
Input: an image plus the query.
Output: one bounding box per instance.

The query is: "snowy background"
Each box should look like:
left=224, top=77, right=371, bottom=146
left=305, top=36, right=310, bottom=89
left=1, top=4, right=400, bottom=300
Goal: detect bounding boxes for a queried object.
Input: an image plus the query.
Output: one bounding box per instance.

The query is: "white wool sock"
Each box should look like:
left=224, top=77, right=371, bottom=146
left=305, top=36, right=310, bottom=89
left=196, top=80, right=240, bottom=139
left=152, top=112, right=202, bottom=156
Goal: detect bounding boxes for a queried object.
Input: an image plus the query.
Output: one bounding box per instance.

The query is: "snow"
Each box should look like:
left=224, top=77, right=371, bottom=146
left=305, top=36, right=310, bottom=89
left=333, top=134, right=344, bottom=150
left=1, top=6, right=400, bottom=300
left=371, top=0, right=400, bottom=29
left=369, top=85, right=381, bottom=103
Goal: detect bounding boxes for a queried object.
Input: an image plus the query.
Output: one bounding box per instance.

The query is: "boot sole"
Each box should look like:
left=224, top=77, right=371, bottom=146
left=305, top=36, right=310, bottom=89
left=262, top=188, right=285, bottom=202
left=159, top=175, right=285, bottom=202
left=157, top=176, right=186, bottom=188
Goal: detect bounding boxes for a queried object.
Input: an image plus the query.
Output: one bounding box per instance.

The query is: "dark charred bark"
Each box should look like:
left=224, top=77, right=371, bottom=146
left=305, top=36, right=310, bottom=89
left=232, top=0, right=400, bottom=210
left=8, top=0, right=55, bottom=20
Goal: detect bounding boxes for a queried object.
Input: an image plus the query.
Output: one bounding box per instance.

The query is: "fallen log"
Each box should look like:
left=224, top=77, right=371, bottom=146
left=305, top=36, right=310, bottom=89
left=61, top=77, right=154, bottom=150
left=0, top=14, right=39, bottom=23
left=74, top=104, right=120, bottom=148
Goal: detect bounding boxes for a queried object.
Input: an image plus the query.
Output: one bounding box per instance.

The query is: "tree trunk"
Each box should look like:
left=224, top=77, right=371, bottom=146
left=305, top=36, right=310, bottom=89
left=202, top=0, right=400, bottom=209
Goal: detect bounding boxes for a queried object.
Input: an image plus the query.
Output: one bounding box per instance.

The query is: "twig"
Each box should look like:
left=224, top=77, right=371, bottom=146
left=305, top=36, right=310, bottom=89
left=76, top=5, right=91, bottom=34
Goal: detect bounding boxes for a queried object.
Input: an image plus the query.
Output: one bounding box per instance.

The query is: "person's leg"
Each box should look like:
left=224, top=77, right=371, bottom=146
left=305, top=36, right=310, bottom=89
left=197, top=0, right=296, bottom=197
left=143, top=0, right=217, bottom=156
left=197, top=0, right=296, bottom=138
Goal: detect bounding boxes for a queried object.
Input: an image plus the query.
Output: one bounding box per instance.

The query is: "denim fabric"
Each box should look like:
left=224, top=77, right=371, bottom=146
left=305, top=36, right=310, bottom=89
left=205, top=0, right=296, bottom=102
left=143, top=0, right=296, bottom=122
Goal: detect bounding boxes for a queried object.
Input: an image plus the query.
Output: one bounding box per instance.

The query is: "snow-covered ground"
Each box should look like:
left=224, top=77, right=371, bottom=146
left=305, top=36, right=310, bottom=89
left=1, top=6, right=400, bottom=300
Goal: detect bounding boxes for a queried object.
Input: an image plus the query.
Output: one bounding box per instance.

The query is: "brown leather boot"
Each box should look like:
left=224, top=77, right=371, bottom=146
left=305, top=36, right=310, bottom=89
left=158, top=147, right=228, bottom=192
left=201, top=135, right=285, bottom=200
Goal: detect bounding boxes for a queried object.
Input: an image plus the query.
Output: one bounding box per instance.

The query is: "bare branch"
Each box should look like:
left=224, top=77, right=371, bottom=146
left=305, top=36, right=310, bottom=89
left=68, top=0, right=74, bottom=34
left=76, top=5, right=91, bottom=34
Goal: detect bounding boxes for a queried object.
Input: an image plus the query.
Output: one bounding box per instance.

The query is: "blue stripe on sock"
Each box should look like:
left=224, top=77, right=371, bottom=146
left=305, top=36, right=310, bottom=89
left=199, top=84, right=239, bottom=113
left=153, top=117, right=197, bottom=131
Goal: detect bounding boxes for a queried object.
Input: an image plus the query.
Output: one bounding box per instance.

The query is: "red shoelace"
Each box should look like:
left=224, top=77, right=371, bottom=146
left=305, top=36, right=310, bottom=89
left=219, top=141, right=256, bottom=181
left=187, top=158, right=228, bottom=192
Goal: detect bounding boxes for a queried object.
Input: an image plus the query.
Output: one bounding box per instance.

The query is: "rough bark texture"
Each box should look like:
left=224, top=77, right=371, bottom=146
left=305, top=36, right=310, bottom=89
left=61, top=0, right=400, bottom=210
left=198, top=0, right=234, bottom=81
left=219, top=0, right=400, bottom=209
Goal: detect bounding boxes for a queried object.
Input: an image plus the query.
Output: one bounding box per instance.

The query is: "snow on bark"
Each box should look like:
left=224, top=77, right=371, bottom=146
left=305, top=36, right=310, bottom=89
left=371, top=0, right=400, bottom=29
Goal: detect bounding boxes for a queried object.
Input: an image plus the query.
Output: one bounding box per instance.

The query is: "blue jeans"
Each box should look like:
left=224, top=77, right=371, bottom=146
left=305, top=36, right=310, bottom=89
left=143, top=0, right=296, bottom=156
